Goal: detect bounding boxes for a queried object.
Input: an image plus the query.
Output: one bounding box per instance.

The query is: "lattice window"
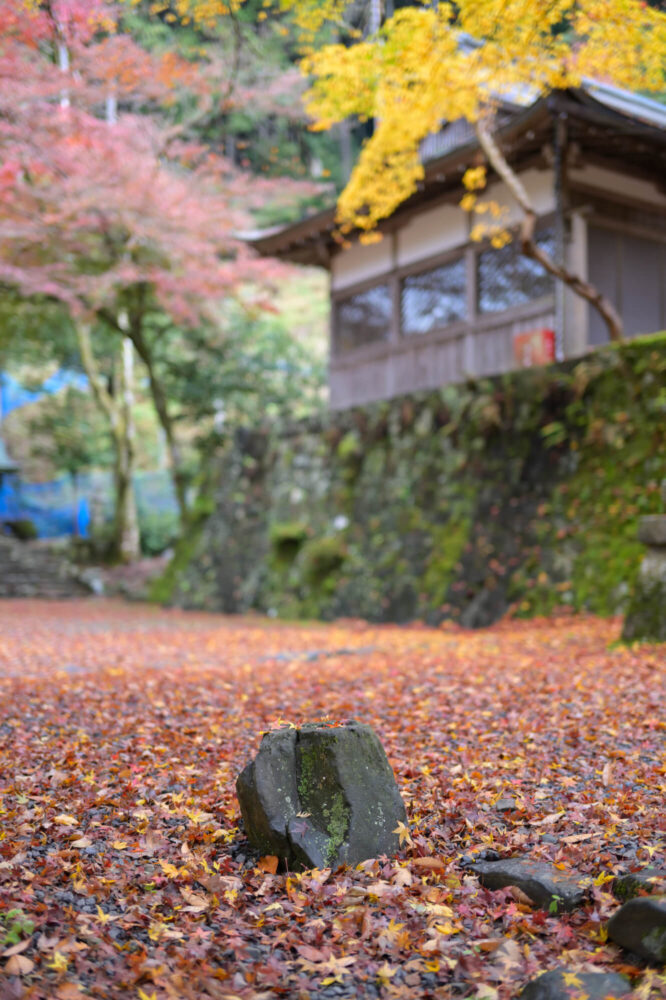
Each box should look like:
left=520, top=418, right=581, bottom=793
left=334, top=283, right=392, bottom=353
left=478, top=230, right=555, bottom=314
left=400, top=257, right=467, bottom=336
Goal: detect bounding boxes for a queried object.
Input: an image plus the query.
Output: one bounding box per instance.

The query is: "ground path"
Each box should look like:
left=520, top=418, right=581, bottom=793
left=0, top=600, right=664, bottom=999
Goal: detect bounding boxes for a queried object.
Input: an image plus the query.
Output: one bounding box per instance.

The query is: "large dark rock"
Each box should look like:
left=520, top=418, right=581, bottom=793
left=519, top=969, right=631, bottom=1000
left=473, top=857, right=585, bottom=912
left=613, top=867, right=666, bottom=901
left=236, top=721, right=406, bottom=870
left=607, top=895, right=666, bottom=963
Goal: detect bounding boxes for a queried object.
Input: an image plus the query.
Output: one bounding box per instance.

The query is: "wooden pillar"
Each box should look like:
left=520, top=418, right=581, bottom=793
left=463, top=245, right=477, bottom=377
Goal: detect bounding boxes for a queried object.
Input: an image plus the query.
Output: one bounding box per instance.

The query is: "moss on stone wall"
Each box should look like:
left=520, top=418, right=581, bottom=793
left=161, top=334, right=666, bottom=627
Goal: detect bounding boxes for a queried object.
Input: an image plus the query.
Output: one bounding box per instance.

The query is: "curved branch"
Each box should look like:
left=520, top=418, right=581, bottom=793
left=75, top=321, right=119, bottom=435
left=124, top=317, right=189, bottom=524
left=474, top=119, right=624, bottom=343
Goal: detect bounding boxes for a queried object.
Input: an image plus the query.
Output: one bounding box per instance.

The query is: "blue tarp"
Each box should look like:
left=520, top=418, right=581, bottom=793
left=0, top=371, right=178, bottom=540
left=0, top=471, right=177, bottom=539
left=0, top=370, right=88, bottom=419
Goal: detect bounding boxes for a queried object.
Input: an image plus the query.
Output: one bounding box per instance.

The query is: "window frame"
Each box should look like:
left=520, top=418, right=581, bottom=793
left=332, top=278, right=394, bottom=356
left=329, top=216, right=557, bottom=363
left=399, top=252, right=468, bottom=339
left=476, top=225, right=557, bottom=316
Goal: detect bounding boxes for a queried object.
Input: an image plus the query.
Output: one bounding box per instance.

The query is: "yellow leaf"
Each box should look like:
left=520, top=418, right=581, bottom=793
left=376, top=961, right=397, bottom=985
left=48, top=951, right=69, bottom=972
left=434, top=921, right=460, bottom=935
left=111, top=840, right=127, bottom=850
left=54, top=814, right=78, bottom=827
left=71, top=836, right=92, bottom=848
left=392, top=821, right=413, bottom=847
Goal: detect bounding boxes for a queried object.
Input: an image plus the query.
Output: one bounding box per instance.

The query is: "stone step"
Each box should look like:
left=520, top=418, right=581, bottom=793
left=0, top=539, right=89, bottom=599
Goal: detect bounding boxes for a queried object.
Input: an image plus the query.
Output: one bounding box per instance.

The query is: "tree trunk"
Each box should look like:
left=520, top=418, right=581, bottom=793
left=113, top=439, right=140, bottom=563
left=474, top=120, right=624, bottom=344
left=114, top=333, right=140, bottom=562
left=125, top=319, right=189, bottom=526
left=76, top=322, right=140, bottom=562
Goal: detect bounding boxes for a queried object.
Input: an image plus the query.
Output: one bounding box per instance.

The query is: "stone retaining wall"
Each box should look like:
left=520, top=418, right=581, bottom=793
left=162, top=333, right=666, bottom=628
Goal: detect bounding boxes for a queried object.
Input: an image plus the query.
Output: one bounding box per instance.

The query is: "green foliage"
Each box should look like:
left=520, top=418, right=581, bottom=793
left=0, top=909, right=34, bottom=947
left=4, top=518, right=38, bottom=542
left=422, top=518, right=472, bottom=609
left=149, top=519, right=206, bottom=604
left=301, top=536, right=348, bottom=586
left=143, top=303, right=326, bottom=449
left=139, top=511, right=179, bottom=557
left=21, top=387, right=114, bottom=483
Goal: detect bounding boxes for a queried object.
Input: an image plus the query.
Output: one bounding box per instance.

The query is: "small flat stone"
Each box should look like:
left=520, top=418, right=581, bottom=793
left=637, top=515, right=666, bottom=548
left=607, top=895, right=666, bottom=963
left=473, top=857, right=585, bottom=912
left=613, top=867, right=666, bottom=901
left=494, top=797, right=518, bottom=812
left=519, top=969, right=631, bottom=1000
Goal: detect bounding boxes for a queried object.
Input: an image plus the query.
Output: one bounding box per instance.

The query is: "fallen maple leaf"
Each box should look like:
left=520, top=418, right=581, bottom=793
left=2, top=940, right=30, bottom=958
left=393, top=866, right=413, bottom=886
left=412, top=856, right=446, bottom=871
left=376, top=961, right=397, bottom=985
left=180, top=887, right=209, bottom=911
left=5, top=954, right=34, bottom=975
left=47, top=951, right=69, bottom=972
left=393, top=821, right=413, bottom=847
left=257, top=855, right=279, bottom=875
left=54, top=814, right=78, bottom=827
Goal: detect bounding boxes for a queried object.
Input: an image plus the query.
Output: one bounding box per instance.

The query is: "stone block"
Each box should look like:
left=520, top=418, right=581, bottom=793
left=607, top=895, right=666, bottom=963
left=472, top=857, right=585, bottom=912
left=637, top=515, right=666, bottom=548
left=519, top=969, right=631, bottom=1000
left=236, top=721, right=406, bottom=870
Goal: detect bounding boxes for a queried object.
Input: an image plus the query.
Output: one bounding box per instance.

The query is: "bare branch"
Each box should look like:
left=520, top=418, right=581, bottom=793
left=474, top=119, right=624, bottom=343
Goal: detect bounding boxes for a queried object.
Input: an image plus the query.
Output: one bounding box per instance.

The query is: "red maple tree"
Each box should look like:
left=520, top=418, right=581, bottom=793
left=0, top=0, right=299, bottom=558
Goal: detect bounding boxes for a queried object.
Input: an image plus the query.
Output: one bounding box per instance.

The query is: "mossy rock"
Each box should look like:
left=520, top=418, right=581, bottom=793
left=236, top=721, right=407, bottom=871
left=607, top=895, right=666, bottom=963
left=269, top=521, right=309, bottom=565
left=5, top=518, right=38, bottom=541
left=300, top=536, right=347, bottom=587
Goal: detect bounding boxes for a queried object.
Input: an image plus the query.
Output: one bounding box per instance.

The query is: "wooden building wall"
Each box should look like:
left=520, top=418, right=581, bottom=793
left=328, top=164, right=666, bottom=410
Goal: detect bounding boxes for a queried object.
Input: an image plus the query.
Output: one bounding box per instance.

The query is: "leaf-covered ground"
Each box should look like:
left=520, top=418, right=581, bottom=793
left=0, top=599, right=664, bottom=1000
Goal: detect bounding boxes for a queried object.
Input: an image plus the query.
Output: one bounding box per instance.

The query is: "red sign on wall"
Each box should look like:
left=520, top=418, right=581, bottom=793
left=513, top=328, right=555, bottom=367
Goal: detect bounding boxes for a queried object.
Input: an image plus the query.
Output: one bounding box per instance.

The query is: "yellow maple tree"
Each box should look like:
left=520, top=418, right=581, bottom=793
left=124, top=0, right=666, bottom=339
left=302, top=0, right=665, bottom=341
